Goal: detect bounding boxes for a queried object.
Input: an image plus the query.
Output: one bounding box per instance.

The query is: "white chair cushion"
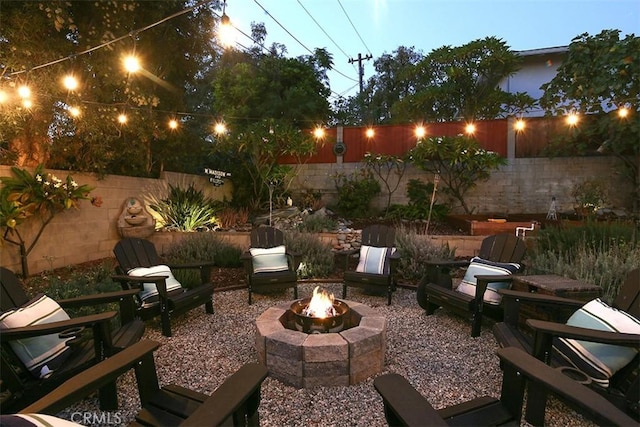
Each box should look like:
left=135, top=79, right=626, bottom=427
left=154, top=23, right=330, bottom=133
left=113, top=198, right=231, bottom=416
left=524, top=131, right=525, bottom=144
left=250, top=245, right=289, bottom=274
left=555, top=298, right=640, bottom=387
left=455, top=257, right=520, bottom=305
left=0, top=414, right=84, bottom=426
left=127, top=265, right=184, bottom=307
left=0, top=295, right=72, bottom=378
left=355, top=245, right=397, bottom=275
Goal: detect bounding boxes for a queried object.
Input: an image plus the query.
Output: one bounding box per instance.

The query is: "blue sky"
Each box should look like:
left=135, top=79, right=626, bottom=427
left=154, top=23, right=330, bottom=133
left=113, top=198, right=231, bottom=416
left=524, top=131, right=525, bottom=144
left=225, top=0, right=639, bottom=100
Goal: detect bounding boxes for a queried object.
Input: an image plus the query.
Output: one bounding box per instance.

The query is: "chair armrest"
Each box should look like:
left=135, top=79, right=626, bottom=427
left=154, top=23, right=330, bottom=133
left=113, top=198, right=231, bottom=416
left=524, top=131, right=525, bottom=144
left=499, top=289, right=585, bottom=307
left=527, top=319, right=640, bottom=347
left=57, top=289, right=140, bottom=308
left=0, top=311, right=117, bottom=340
left=182, top=363, right=269, bottom=426
left=498, top=347, right=637, bottom=426
left=20, top=340, right=161, bottom=415
left=425, top=259, right=470, bottom=268
left=373, top=373, right=449, bottom=427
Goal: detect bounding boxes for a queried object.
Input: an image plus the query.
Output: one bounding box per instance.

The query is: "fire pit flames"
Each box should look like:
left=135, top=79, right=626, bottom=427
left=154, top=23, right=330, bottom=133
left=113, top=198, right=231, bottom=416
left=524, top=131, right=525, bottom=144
left=290, top=286, right=349, bottom=333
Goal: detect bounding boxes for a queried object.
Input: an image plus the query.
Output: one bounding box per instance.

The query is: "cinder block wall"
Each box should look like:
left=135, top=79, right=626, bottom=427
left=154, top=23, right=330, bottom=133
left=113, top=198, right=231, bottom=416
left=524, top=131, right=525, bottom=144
left=292, top=157, right=633, bottom=214
left=1, top=156, right=633, bottom=276
left=0, top=166, right=231, bottom=276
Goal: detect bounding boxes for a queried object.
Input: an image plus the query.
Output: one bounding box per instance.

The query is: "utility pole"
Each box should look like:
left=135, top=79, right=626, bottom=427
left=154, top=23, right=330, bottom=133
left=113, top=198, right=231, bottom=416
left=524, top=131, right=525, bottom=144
left=349, top=53, right=372, bottom=93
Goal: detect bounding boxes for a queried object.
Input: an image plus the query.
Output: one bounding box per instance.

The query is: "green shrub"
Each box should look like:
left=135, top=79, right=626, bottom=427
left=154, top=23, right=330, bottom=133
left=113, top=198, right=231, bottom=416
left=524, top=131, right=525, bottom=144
left=163, top=233, right=242, bottom=287
left=284, top=231, right=335, bottom=279
left=394, top=225, right=456, bottom=282
left=297, top=214, right=338, bottom=232
left=333, top=169, right=381, bottom=219
left=147, top=183, right=221, bottom=231
left=529, top=220, right=640, bottom=302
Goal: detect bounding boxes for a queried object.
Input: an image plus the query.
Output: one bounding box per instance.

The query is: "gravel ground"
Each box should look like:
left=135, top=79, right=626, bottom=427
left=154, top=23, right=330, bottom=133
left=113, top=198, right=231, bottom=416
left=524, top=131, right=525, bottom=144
left=58, top=283, right=595, bottom=426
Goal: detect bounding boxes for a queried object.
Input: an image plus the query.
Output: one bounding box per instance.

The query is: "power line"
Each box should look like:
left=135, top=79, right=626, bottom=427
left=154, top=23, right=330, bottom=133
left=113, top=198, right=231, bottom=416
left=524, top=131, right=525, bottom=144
left=296, top=0, right=352, bottom=60
left=337, top=0, right=373, bottom=57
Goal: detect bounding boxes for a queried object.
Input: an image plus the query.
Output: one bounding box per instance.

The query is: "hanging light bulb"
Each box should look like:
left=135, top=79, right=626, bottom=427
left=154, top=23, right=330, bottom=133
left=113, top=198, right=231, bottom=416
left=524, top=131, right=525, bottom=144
left=123, top=55, right=141, bottom=73
left=69, top=106, right=81, bottom=117
left=118, top=113, right=128, bottom=124
left=365, top=128, right=375, bottom=138
left=63, top=75, right=79, bottom=91
left=17, top=85, right=31, bottom=99
left=566, top=113, right=579, bottom=126
left=514, top=119, right=526, bottom=132
left=313, top=127, right=325, bottom=139
left=414, top=125, right=426, bottom=138
left=168, top=119, right=179, bottom=129
left=465, top=123, right=476, bottom=135
left=618, top=107, right=629, bottom=118
left=218, top=1, right=235, bottom=47
left=214, top=122, right=227, bottom=135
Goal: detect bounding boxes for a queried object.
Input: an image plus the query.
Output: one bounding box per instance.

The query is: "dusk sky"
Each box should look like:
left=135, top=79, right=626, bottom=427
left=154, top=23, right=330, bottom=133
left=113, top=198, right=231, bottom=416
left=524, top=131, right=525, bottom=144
left=225, top=0, right=640, bottom=100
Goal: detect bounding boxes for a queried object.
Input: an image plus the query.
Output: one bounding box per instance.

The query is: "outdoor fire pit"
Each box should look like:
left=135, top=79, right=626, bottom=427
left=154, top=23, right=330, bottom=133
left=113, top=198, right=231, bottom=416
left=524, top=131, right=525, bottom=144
left=289, top=286, right=350, bottom=333
left=255, top=287, right=386, bottom=388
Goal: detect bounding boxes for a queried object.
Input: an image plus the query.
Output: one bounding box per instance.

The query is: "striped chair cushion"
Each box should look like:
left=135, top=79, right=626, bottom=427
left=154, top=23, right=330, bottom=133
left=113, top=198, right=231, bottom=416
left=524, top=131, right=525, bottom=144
left=356, top=246, right=396, bottom=275
left=0, top=294, right=72, bottom=378
left=555, top=298, right=640, bottom=387
left=127, top=265, right=184, bottom=307
left=455, top=257, right=521, bottom=305
left=250, top=245, right=289, bottom=274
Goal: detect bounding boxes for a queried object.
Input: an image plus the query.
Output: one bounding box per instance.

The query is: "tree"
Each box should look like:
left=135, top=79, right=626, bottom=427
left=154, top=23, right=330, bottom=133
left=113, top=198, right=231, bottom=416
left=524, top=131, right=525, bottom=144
left=0, top=1, right=219, bottom=176
left=539, top=30, right=640, bottom=210
left=408, top=135, right=507, bottom=214
left=0, top=165, right=98, bottom=277
left=208, top=34, right=332, bottom=211
left=363, top=153, right=408, bottom=210
left=392, top=37, right=535, bottom=122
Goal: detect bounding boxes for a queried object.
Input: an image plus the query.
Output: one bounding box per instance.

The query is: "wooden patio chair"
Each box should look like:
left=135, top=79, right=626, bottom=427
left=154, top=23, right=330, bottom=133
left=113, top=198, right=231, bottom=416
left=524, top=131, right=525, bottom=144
left=416, top=233, right=526, bottom=336
left=374, top=346, right=635, bottom=427
left=112, top=237, right=215, bottom=337
left=14, top=339, right=269, bottom=427
left=341, top=224, right=400, bottom=305
left=0, top=267, right=145, bottom=412
left=240, top=226, right=299, bottom=304
left=493, top=268, right=640, bottom=423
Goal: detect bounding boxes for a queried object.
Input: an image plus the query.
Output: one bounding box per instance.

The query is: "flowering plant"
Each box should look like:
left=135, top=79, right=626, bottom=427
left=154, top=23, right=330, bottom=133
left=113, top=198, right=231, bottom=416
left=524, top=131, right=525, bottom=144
left=0, top=164, right=98, bottom=276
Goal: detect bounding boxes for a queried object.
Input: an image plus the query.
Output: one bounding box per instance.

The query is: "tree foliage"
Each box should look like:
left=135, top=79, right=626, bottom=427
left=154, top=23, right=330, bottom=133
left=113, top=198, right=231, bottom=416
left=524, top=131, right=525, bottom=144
left=408, top=135, right=507, bottom=214
left=0, top=0, right=220, bottom=176
left=208, top=37, right=332, bottom=211
left=539, top=30, right=640, bottom=208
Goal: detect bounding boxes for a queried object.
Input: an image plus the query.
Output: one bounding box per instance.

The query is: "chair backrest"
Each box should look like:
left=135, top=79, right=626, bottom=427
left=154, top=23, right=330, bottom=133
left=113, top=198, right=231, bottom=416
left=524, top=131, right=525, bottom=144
left=250, top=226, right=285, bottom=249
left=0, top=267, right=30, bottom=312
left=478, top=233, right=526, bottom=263
left=113, top=238, right=162, bottom=273
left=613, top=268, right=640, bottom=319
left=361, top=224, right=396, bottom=248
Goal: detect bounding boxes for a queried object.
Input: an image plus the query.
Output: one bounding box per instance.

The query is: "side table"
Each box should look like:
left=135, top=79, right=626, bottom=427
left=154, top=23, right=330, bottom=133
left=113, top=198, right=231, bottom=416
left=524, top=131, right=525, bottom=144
left=510, top=275, right=602, bottom=330
left=512, top=275, right=602, bottom=300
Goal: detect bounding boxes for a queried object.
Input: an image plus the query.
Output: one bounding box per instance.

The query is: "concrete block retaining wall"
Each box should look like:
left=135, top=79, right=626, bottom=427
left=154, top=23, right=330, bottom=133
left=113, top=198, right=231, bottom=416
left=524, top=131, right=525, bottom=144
left=1, top=156, right=632, bottom=275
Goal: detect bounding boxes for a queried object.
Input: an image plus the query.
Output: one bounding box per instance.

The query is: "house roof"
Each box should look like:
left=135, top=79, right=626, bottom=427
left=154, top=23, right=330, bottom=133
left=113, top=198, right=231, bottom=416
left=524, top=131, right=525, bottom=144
left=515, top=46, right=568, bottom=57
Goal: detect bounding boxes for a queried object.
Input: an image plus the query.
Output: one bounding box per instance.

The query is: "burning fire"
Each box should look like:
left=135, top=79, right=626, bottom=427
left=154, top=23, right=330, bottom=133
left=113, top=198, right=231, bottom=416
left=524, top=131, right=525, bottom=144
left=302, top=286, right=337, bottom=318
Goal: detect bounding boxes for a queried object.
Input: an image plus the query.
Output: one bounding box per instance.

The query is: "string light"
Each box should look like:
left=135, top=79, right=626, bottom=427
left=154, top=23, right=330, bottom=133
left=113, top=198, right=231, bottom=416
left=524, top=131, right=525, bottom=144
left=123, top=55, right=141, bottom=73
left=313, top=127, right=325, bottom=139
left=69, top=106, right=81, bottom=117
left=63, top=75, right=79, bottom=91
left=17, top=86, right=31, bottom=99
left=218, top=0, right=235, bottom=47
left=22, top=99, right=33, bottom=109
left=414, top=125, right=426, bottom=138
left=214, top=122, right=227, bottom=134
left=465, top=123, right=476, bottom=135
left=365, top=128, right=375, bottom=138
left=618, top=107, right=629, bottom=118
left=514, top=119, right=526, bottom=132
left=0, top=90, right=8, bottom=104
left=566, top=113, right=579, bottom=126
left=117, top=113, right=128, bottom=124
left=168, top=119, right=179, bottom=129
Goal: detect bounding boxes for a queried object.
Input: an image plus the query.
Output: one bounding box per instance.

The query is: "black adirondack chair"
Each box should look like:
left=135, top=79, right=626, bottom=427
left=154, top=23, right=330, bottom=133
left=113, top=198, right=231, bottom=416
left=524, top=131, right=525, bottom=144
left=341, top=225, right=400, bottom=305
left=416, top=233, right=526, bottom=336
left=374, top=346, right=635, bottom=427
left=0, top=267, right=144, bottom=412
left=493, top=268, right=640, bottom=423
left=240, top=226, right=299, bottom=304
left=112, top=237, right=215, bottom=337
left=17, top=339, right=269, bottom=426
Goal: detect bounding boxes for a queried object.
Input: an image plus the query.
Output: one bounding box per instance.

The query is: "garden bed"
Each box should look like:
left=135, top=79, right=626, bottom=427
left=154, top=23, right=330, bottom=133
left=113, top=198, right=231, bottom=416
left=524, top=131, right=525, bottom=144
left=445, top=213, right=550, bottom=236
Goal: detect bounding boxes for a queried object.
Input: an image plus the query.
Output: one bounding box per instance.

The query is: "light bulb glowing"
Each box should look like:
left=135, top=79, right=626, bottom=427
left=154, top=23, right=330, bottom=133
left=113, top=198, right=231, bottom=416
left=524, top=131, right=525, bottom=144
left=168, top=119, right=179, bottom=129
left=618, top=107, right=629, bottom=118
left=69, top=106, right=81, bottom=117
left=414, top=125, right=426, bottom=138
left=465, top=123, right=476, bottom=134
left=0, top=90, right=8, bottom=104
left=63, top=75, right=79, bottom=91
left=566, top=113, right=579, bottom=126
left=118, top=113, right=128, bottom=124
left=365, top=128, right=375, bottom=138
left=123, top=55, right=141, bottom=73
left=22, top=99, right=33, bottom=109
left=218, top=15, right=235, bottom=47
left=214, top=122, right=227, bottom=134
left=514, top=119, right=526, bottom=132
left=18, top=85, right=31, bottom=99
left=313, top=127, right=325, bottom=139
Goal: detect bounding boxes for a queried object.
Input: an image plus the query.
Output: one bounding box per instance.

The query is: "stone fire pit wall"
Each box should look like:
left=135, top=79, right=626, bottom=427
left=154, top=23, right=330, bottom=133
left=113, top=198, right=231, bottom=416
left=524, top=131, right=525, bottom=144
left=255, top=300, right=386, bottom=388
